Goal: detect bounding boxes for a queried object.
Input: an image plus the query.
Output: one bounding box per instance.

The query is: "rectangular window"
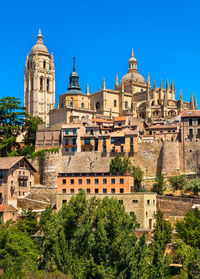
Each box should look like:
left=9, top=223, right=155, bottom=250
left=0, top=170, right=2, bottom=178
left=132, top=200, right=138, bottom=203
left=189, top=129, right=193, bottom=137
left=95, top=188, right=99, bottom=193
left=84, top=138, right=91, bottom=145
left=72, top=138, right=76, bottom=145
left=73, top=129, right=77, bottom=135
left=78, top=179, right=82, bottom=185
left=103, top=178, right=107, bottom=184
left=70, top=188, right=74, bottom=194
left=103, top=188, right=107, bottom=193
left=65, top=139, right=69, bottom=145
left=72, top=147, right=76, bottom=152
left=130, top=137, right=133, bottom=143
left=120, top=178, right=124, bottom=184
left=120, top=146, right=124, bottom=152
left=95, top=179, right=99, bottom=184
left=103, top=138, right=106, bottom=144
left=103, top=146, right=107, bottom=152
left=130, top=212, right=134, bottom=217
left=111, top=188, right=115, bottom=193
left=189, top=119, right=193, bottom=126
left=120, top=188, right=124, bottom=193
left=62, top=188, right=66, bottom=194
left=65, top=129, right=69, bottom=135
left=197, top=129, right=200, bottom=138
left=147, top=200, right=150, bottom=205
left=114, top=100, right=117, bottom=107
left=70, top=179, right=74, bottom=185
left=78, top=188, right=82, bottom=192
left=111, top=178, right=115, bottom=184
left=87, top=179, right=90, bottom=184
left=198, top=119, right=200, bottom=126
left=86, top=188, right=90, bottom=194
left=65, top=147, right=69, bottom=152
left=62, top=200, right=67, bottom=204
left=63, top=179, right=66, bottom=185
left=0, top=181, right=2, bottom=186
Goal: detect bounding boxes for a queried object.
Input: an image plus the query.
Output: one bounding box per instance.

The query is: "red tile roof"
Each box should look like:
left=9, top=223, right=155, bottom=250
left=92, top=118, right=113, bottom=123
left=0, top=204, right=17, bottom=212
left=181, top=110, right=200, bottom=118
left=114, top=116, right=127, bottom=122
left=146, top=124, right=178, bottom=130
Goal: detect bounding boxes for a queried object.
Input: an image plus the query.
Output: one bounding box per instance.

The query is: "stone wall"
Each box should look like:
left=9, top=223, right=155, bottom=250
left=157, top=195, right=200, bottom=219
left=17, top=197, right=51, bottom=210
left=29, top=186, right=57, bottom=205
left=162, top=142, right=180, bottom=176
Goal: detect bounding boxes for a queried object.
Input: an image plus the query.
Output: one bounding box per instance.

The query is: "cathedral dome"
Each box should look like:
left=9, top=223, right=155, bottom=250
left=120, top=71, right=145, bottom=84
left=31, top=29, right=49, bottom=54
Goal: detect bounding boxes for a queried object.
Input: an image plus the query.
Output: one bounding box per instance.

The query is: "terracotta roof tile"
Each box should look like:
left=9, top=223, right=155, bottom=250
left=0, top=157, right=36, bottom=171
left=114, top=116, right=127, bottom=122
left=0, top=204, right=17, bottom=212
left=181, top=110, right=200, bottom=118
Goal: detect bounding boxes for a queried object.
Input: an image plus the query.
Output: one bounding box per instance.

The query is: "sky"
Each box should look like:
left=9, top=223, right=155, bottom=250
left=0, top=0, right=200, bottom=107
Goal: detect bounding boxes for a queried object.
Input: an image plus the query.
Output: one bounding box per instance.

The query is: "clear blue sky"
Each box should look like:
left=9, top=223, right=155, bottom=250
left=0, top=0, right=200, bottom=107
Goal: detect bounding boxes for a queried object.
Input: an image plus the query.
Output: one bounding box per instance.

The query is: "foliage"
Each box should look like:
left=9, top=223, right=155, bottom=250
left=0, top=96, right=25, bottom=156
left=23, top=115, right=43, bottom=147
left=176, top=208, right=200, bottom=248
left=152, top=172, right=166, bottom=195
left=0, top=222, right=38, bottom=277
left=185, top=178, right=200, bottom=196
left=17, top=208, right=40, bottom=236
left=109, top=155, right=144, bottom=190
left=168, top=175, right=187, bottom=195
left=31, top=147, right=60, bottom=159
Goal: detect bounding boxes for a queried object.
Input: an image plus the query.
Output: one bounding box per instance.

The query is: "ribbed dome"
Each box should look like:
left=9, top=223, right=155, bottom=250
left=31, top=29, right=49, bottom=54
left=120, top=72, right=145, bottom=84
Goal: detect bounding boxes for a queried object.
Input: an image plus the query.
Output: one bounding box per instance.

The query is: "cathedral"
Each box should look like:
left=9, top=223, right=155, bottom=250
left=24, top=31, right=197, bottom=127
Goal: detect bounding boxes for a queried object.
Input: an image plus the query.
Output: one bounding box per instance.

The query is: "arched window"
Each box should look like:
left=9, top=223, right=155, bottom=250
left=47, top=79, right=50, bottom=92
left=81, top=102, right=84, bottom=108
left=70, top=101, right=73, bottom=107
left=114, top=100, right=117, bottom=107
left=40, top=77, right=43, bottom=91
left=27, top=60, right=29, bottom=70
left=96, top=102, right=100, bottom=110
left=43, top=60, right=46, bottom=69
left=125, top=101, right=128, bottom=109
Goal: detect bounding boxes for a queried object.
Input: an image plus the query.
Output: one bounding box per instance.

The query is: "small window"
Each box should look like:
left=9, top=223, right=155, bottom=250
left=40, top=77, right=43, bottom=91
left=114, top=100, right=117, bottom=107
left=87, top=179, right=90, bottom=184
left=120, top=178, right=124, bottom=184
left=70, top=101, right=73, bottom=107
left=125, top=101, right=128, bottom=109
left=20, top=161, right=25, bottom=167
left=95, top=179, right=99, bottom=184
left=63, top=179, right=66, bottom=185
left=111, top=178, right=115, bottom=184
left=78, top=179, right=82, bottom=185
left=65, top=129, right=69, bottom=135
left=198, top=119, right=200, bottom=126
left=19, top=191, right=21, bottom=196
left=120, top=188, right=124, bottom=193
left=65, top=139, right=69, bottom=145
left=103, top=188, right=107, bottom=193
left=132, top=200, right=138, bottom=203
left=111, top=188, right=115, bottom=193
left=103, top=179, right=107, bottom=184
left=189, top=119, right=193, bottom=126
left=78, top=188, right=82, bottom=192
left=65, top=148, right=69, bottom=152
left=146, top=211, right=148, bottom=217
left=149, top=131, right=152, bottom=135
left=118, top=200, right=123, bottom=204
left=86, top=188, right=90, bottom=194
left=47, top=79, right=50, bottom=92
left=147, top=200, right=150, bottom=205
left=43, top=60, right=46, bottom=69
left=81, top=102, right=84, bottom=108
left=153, top=200, right=155, bottom=205
left=70, top=179, right=74, bottom=185
left=95, top=188, right=99, bottom=193
left=70, top=189, right=74, bottom=194
left=0, top=181, right=2, bottom=186
left=73, top=129, right=77, bottom=135
left=120, top=146, right=124, bottom=152
left=62, top=188, right=66, bottom=194
left=62, top=200, right=67, bottom=204
left=130, top=212, right=134, bottom=217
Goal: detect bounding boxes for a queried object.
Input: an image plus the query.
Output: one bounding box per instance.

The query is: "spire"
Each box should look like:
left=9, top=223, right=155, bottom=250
left=37, top=28, right=43, bottom=44
left=166, top=80, right=170, bottom=92
left=153, top=80, right=156, bottom=90
left=86, top=83, right=89, bottom=95
left=50, top=52, right=55, bottom=69
left=160, top=79, right=163, bottom=89
left=131, top=48, right=134, bottom=57
left=115, top=74, right=119, bottom=89
left=102, top=78, right=106, bottom=90
left=147, top=72, right=150, bottom=84
left=190, top=92, right=194, bottom=109
left=195, top=95, right=198, bottom=110
left=73, top=56, right=76, bottom=72
left=68, top=57, right=81, bottom=91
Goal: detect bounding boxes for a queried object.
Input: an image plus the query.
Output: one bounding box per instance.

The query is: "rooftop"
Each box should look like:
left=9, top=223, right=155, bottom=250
left=181, top=110, right=200, bottom=118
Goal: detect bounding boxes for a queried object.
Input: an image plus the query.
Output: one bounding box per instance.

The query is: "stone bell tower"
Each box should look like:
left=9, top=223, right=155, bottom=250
left=24, top=29, right=55, bottom=125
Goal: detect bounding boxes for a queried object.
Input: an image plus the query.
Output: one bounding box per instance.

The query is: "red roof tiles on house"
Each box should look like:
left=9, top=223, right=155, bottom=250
left=181, top=110, right=200, bottom=118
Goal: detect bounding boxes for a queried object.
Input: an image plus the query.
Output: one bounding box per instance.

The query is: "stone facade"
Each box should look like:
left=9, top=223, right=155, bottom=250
left=57, top=192, right=157, bottom=230
left=24, top=30, right=55, bottom=125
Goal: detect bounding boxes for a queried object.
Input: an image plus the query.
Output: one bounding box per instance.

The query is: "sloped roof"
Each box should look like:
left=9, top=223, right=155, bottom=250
left=0, top=156, right=36, bottom=172
left=0, top=204, right=17, bottom=212
left=181, top=110, right=200, bottom=118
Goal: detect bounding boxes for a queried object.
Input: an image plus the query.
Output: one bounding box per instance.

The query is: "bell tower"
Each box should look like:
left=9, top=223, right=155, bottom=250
left=24, top=29, right=55, bottom=125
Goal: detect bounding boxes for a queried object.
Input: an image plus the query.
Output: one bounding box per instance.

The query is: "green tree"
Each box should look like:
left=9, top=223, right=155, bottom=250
left=152, top=173, right=166, bottom=195
left=168, top=175, right=187, bottom=195
left=0, top=96, right=25, bottom=156
left=185, top=178, right=200, bottom=196
left=131, top=165, right=144, bottom=190
left=109, top=154, right=131, bottom=172
left=23, top=115, right=43, bottom=147
left=17, top=208, right=40, bottom=236
left=0, top=223, right=38, bottom=277
left=176, top=208, right=200, bottom=248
